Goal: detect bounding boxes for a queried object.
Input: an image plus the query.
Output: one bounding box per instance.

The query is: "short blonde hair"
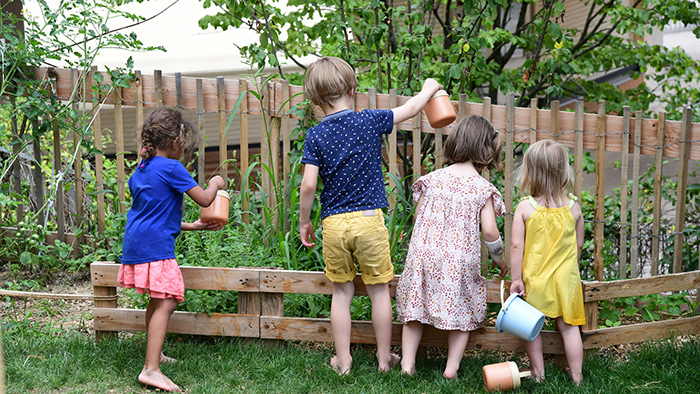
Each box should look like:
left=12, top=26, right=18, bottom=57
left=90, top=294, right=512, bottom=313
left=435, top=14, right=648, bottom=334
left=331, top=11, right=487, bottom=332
left=303, top=57, right=357, bottom=108
left=518, top=139, right=574, bottom=207
left=444, top=115, right=503, bottom=172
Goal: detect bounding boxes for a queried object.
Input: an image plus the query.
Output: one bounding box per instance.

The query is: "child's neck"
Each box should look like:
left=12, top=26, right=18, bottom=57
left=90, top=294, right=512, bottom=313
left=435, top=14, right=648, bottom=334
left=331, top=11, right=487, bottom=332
left=445, top=161, right=479, bottom=176
left=322, top=95, right=354, bottom=116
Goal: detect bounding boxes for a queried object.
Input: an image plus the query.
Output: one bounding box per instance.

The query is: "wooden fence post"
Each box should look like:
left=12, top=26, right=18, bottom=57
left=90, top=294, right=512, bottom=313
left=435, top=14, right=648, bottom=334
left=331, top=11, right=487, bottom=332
left=619, top=107, right=631, bottom=279
left=90, top=66, right=105, bottom=235
left=71, top=68, right=84, bottom=244
left=593, top=101, right=606, bottom=281
left=673, top=108, right=692, bottom=273
left=239, top=78, right=250, bottom=224
left=504, top=93, right=515, bottom=267
left=630, top=111, right=643, bottom=277
left=651, top=112, right=666, bottom=276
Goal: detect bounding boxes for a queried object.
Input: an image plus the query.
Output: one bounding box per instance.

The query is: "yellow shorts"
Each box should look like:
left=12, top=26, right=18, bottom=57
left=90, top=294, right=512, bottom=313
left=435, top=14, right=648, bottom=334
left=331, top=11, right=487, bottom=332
left=321, top=209, right=394, bottom=285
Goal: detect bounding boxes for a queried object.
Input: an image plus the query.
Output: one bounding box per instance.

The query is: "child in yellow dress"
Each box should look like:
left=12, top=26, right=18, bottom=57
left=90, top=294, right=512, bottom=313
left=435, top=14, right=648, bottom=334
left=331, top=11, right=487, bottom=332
left=509, top=139, right=585, bottom=385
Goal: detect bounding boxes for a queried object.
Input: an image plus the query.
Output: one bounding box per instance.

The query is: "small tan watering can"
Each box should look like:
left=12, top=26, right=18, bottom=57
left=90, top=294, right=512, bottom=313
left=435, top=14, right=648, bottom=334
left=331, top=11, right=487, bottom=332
left=200, top=190, right=230, bottom=225
left=482, top=361, right=532, bottom=392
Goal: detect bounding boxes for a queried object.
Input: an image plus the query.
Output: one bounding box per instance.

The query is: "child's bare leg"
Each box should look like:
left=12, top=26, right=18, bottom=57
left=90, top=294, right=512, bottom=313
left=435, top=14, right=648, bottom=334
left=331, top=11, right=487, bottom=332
left=145, top=301, right=177, bottom=364
left=524, top=334, right=545, bottom=381
left=366, top=282, right=398, bottom=372
left=400, top=321, right=423, bottom=375
left=444, top=330, right=469, bottom=379
left=139, top=298, right=180, bottom=392
left=330, top=281, right=355, bottom=375
left=556, top=318, right=583, bottom=385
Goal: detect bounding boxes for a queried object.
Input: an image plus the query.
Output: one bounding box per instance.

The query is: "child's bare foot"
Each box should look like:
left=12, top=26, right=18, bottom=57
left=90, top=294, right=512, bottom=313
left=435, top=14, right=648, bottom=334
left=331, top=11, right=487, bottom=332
left=330, top=355, right=352, bottom=375
left=442, top=369, right=458, bottom=379
left=565, top=367, right=582, bottom=385
left=160, top=352, right=178, bottom=364
left=378, top=353, right=400, bottom=372
left=138, top=368, right=182, bottom=392
left=401, top=360, right=416, bottom=376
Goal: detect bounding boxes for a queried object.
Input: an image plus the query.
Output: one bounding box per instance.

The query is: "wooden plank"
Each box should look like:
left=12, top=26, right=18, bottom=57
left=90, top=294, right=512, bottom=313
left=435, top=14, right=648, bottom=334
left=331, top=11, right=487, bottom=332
left=196, top=79, right=206, bottom=186
left=154, top=70, right=163, bottom=107
left=619, top=107, right=631, bottom=279
left=71, top=69, right=84, bottom=242
left=574, top=100, right=584, bottom=201
left=551, top=100, right=560, bottom=140
left=31, top=123, right=44, bottom=224
left=135, top=70, right=144, bottom=139
left=175, top=72, right=183, bottom=109
left=239, top=78, right=249, bottom=224
left=630, top=111, right=643, bottom=277
left=261, top=293, right=284, bottom=317
left=582, top=270, right=700, bottom=302
left=281, top=79, right=291, bottom=229
left=651, top=112, right=666, bottom=276
left=412, top=107, right=422, bottom=179
left=480, top=96, right=492, bottom=269
left=93, top=283, right=117, bottom=341
left=504, top=93, right=515, bottom=267
left=217, top=76, right=228, bottom=182
left=94, top=308, right=259, bottom=337
left=239, top=293, right=261, bottom=315
left=593, top=101, right=606, bottom=281
left=114, top=87, right=126, bottom=212
left=260, top=317, right=565, bottom=353
left=435, top=126, right=443, bottom=169
left=269, top=81, right=281, bottom=219
left=389, top=88, right=398, bottom=211
left=90, top=262, right=259, bottom=291
left=582, top=315, right=700, bottom=349
left=673, top=108, right=692, bottom=273
left=530, top=98, right=537, bottom=144
left=90, top=66, right=105, bottom=234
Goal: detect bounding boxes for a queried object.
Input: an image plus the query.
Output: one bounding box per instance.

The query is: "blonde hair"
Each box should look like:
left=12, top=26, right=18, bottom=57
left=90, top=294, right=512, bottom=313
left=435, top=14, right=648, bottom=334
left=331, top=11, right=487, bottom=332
left=303, top=57, right=357, bottom=108
left=518, top=139, right=574, bottom=207
left=444, top=115, right=503, bottom=172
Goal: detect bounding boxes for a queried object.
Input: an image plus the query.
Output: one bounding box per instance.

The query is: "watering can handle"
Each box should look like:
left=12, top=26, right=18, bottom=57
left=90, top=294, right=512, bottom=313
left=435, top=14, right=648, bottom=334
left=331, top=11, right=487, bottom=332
left=500, top=279, right=505, bottom=310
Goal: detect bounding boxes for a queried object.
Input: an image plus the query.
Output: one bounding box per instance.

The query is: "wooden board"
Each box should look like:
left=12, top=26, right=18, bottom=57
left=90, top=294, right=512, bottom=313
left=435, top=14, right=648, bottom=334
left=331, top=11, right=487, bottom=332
left=90, top=262, right=259, bottom=291
left=260, top=316, right=566, bottom=354
left=583, top=271, right=700, bottom=302
left=582, top=315, right=700, bottom=348
left=94, top=308, right=260, bottom=337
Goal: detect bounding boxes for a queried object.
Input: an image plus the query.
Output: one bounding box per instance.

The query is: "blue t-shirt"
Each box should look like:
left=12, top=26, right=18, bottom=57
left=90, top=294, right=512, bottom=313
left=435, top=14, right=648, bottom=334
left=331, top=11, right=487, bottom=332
left=301, top=109, right=394, bottom=219
left=120, top=156, right=198, bottom=264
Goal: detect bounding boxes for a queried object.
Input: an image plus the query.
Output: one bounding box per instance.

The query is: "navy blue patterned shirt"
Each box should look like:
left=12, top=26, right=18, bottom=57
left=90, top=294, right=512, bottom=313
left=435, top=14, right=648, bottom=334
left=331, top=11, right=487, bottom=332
left=302, top=108, right=394, bottom=219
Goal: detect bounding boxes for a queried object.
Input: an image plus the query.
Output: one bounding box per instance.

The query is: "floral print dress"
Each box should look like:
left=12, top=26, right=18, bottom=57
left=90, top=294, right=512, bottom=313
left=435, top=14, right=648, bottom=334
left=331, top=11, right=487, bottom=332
left=396, top=169, right=505, bottom=331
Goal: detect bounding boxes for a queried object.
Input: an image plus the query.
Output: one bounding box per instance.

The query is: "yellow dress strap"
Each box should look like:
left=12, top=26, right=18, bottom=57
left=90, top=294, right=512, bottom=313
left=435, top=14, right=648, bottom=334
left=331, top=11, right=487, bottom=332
left=525, top=195, right=538, bottom=209
left=567, top=193, right=578, bottom=209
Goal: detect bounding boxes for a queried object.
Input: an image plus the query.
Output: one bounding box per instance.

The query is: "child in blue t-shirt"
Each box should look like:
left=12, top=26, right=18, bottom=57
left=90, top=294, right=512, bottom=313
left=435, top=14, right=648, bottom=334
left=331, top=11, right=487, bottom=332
left=120, top=107, right=225, bottom=392
left=299, top=56, right=442, bottom=375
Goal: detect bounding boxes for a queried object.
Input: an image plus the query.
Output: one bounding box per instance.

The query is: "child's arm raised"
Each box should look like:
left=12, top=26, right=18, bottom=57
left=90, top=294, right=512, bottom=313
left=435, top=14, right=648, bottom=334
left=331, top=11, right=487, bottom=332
left=299, top=164, right=319, bottom=247
left=391, top=78, right=442, bottom=125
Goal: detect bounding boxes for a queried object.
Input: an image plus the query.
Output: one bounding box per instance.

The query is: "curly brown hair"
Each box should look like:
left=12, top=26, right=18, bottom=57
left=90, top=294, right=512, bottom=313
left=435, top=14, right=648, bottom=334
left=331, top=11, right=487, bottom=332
left=138, top=107, right=197, bottom=161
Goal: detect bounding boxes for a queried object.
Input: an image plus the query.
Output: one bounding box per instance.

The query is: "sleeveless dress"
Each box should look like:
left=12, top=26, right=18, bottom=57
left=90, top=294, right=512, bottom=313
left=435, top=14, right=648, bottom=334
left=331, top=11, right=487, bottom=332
left=522, top=196, right=586, bottom=326
left=396, top=169, right=505, bottom=331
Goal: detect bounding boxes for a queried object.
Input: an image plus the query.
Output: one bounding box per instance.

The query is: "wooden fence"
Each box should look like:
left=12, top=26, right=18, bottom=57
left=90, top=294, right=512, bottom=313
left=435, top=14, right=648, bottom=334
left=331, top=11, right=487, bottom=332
left=26, top=67, right=700, bottom=281
left=91, top=262, right=700, bottom=353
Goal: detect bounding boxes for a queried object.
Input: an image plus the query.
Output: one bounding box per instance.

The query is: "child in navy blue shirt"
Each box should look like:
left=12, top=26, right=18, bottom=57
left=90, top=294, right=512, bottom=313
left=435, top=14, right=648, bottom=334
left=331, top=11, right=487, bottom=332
left=120, top=107, right=225, bottom=392
left=299, top=56, right=441, bottom=375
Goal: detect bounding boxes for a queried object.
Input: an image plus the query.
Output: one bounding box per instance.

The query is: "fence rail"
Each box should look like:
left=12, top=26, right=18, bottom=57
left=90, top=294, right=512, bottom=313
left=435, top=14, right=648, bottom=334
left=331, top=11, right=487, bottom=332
left=91, top=262, right=700, bottom=354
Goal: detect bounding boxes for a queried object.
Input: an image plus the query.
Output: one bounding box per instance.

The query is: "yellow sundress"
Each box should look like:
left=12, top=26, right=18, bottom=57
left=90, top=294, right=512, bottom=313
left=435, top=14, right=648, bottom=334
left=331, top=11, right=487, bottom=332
left=522, top=195, right=586, bottom=326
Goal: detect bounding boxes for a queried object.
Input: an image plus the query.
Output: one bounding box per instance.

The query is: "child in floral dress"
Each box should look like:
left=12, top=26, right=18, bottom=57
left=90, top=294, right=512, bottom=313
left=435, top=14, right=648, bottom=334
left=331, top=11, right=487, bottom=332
left=396, top=115, right=506, bottom=378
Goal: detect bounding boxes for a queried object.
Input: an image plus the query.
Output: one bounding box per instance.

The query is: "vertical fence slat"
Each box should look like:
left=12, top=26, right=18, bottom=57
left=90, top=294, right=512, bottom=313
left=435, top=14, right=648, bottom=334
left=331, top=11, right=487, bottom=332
left=135, top=71, right=144, bottom=138
left=196, top=79, right=206, bottom=186
left=175, top=72, right=183, bottom=109
left=574, top=101, right=584, bottom=200
left=619, top=107, right=631, bottom=279
left=673, top=108, right=692, bottom=274
left=530, top=98, right=537, bottom=144
left=114, top=87, right=126, bottom=212
left=71, top=69, right=84, bottom=241
left=480, top=96, right=492, bottom=270
left=11, top=96, right=23, bottom=223
left=90, top=67, right=105, bottom=234
left=651, top=112, right=666, bottom=276
left=217, top=76, right=228, bottom=182
left=281, top=80, right=291, bottom=231
left=389, top=88, right=398, bottom=211
left=31, top=122, right=44, bottom=225
left=630, top=111, right=642, bottom=277
left=504, top=93, right=515, bottom=267
left=239, top=79, right=250, bottom=224
left=551, top=100, right=560, bottom=141
left=52, top=116, right=65, bottom=241
left=412, top=107, right=422, bottom=180
left=269, top=81, right=281, bottom=219
left=154, top=70, right=163, bottom=107
left=593, top=101, right=606, bottom=281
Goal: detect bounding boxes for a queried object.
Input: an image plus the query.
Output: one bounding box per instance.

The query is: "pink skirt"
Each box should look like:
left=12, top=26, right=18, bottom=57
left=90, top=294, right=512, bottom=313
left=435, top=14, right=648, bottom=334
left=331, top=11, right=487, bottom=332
left=118, top=259, right=185, bottom=303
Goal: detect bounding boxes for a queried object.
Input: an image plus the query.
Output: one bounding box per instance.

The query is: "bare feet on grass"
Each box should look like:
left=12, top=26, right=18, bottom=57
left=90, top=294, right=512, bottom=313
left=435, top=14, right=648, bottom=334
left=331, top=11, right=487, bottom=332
left=442, top=368, right=457, bottom=379
left=378, top=353, right=400, bottom=372
left=565, top=367, right=582, bottom=385
left=138, top=368, right=182, bottom=392
left=160, top=352, right=178, bottom=364
left=330, top=355, right=352, bottom=376
left=401, top=363, right=416, bottom=376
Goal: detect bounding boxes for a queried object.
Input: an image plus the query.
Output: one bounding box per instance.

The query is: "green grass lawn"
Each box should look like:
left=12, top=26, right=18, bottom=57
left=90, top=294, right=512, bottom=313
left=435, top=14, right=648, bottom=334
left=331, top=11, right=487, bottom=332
left=4, top=327, right=700, bottom=394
